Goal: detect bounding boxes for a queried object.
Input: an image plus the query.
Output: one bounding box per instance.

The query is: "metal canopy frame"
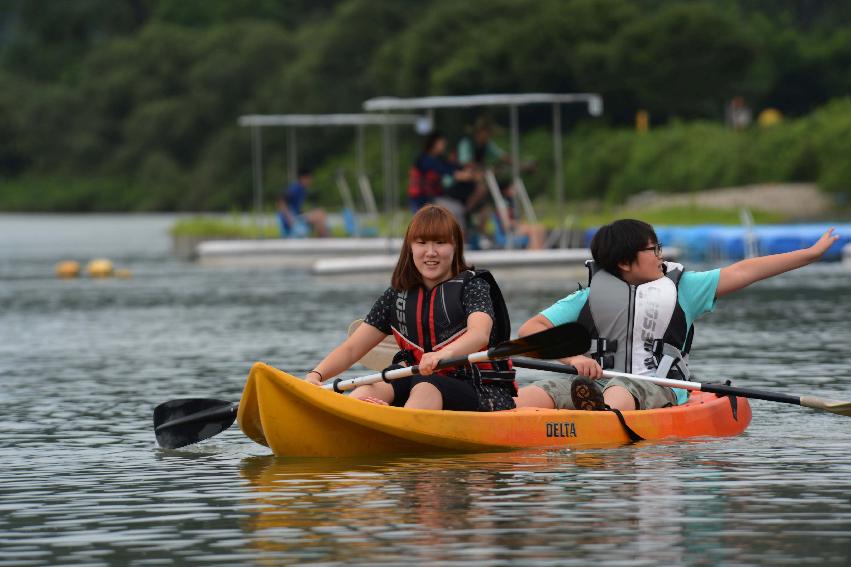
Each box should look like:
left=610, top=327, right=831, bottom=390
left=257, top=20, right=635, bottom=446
left=238, top=113, right=425, bottom=219
left=363, top=93, right=603, bottom=247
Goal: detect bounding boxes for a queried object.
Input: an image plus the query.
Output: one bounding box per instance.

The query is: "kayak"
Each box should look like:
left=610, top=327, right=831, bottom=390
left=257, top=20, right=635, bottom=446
left=237, top=362, right=752, bottom=457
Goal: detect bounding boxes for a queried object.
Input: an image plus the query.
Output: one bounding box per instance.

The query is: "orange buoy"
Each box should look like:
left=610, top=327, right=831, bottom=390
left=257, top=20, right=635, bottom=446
left=55, top=260, right=81, bottom=279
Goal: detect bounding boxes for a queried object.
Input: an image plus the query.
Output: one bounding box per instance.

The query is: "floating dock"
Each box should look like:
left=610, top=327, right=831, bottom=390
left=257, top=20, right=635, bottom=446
left=197, top=238, right=403, bottom=267
left=312, top=247, right=679, bottom=281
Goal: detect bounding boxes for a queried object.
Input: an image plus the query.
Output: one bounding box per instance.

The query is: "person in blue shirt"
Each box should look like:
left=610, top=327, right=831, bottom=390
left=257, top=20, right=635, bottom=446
left=277, top=168, right=328, bottom=238
left=514, top=218, right=839, bottom=411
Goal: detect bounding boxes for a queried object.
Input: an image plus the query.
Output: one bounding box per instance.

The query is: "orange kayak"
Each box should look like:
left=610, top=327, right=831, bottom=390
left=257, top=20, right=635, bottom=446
left=237, top=362, right=751, bottom=457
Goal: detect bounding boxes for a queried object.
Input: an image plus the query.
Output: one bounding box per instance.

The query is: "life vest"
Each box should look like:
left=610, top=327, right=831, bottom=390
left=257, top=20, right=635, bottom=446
left=389, top=269, right=515, bottom=385
left=577, top=261, right=693, bottom=381
left=407, top=160, right=443, bottom=199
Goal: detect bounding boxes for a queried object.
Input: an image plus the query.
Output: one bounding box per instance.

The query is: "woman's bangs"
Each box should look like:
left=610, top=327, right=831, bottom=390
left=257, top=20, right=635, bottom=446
left=408, top=211, right=455, bottom=243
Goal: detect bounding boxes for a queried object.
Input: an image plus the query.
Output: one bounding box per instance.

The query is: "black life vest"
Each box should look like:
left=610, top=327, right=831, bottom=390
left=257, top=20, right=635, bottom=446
left=389, top=269, right=515, bottom=384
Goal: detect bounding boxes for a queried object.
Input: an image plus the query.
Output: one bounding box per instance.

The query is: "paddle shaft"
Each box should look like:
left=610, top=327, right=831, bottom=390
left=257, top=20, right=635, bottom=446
left=328, top=322, right=589, bottom=392
left=324, top=350, right=491, bottom=392
left=512, top=357, right=803, bottom=406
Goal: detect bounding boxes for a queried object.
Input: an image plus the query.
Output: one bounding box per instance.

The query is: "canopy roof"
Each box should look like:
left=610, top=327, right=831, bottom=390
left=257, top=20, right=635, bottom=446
left=238, top=113, right=424, bottom=127
left=363, top=93, right=603, bottom=115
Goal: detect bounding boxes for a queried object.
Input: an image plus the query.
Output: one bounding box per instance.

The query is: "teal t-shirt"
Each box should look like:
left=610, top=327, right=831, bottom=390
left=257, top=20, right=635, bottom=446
left=539, top=269, right=721, bottom=404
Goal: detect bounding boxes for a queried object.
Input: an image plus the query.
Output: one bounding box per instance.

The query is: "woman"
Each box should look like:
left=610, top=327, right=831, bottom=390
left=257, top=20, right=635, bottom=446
left=304, top=205, right=516, bottom=411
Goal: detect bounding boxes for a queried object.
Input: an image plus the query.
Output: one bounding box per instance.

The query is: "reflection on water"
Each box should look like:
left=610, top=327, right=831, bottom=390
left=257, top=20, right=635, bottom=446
left=1, top=215, right=851, bottom=565
left=235, top=444, right=851, bottom=565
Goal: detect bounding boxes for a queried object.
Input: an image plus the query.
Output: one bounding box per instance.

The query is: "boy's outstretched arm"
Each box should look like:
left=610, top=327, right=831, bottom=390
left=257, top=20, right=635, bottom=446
left=716, top=228, right=839, bottom=297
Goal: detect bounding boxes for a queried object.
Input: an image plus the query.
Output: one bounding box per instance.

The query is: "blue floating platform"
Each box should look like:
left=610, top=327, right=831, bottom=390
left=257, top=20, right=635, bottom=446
left=583, top=223, right=851, bottom=262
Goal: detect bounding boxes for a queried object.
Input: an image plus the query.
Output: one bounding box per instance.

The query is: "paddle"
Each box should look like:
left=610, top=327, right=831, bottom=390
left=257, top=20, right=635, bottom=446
left=154, top=322, right=591, bottom=449
left=347, top=319, right=396, bottom=371
left=153, top=398, right=238, bottom=451
left=326, top=321, right=589, bottom=393
left=511, top=357, right=851, bottom=417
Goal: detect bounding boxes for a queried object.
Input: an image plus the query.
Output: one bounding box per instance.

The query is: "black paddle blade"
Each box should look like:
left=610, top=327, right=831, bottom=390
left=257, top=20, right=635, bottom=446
left=153, top=398, right=238, bottom=449
left=489, top=323, right=590, bottom=360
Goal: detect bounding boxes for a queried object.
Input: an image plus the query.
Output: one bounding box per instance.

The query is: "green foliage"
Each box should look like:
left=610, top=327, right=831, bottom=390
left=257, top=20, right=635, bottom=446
left=575, top=206, right=787, bottom=229
left=2, top=0, right=851, bottom=212
left=0, top=176, right=152, bottom=212
left=171, top=214, right=279, bottom=238
left=541, top=100, right=851, bottom=205
left=608, top=3, right=757, bottom=118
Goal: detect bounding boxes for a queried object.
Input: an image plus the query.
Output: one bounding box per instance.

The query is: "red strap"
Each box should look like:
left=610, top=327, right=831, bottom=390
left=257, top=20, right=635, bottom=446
left=415, top=288, right=424, bottom=349
left=428, top=291, right=437, bottom=349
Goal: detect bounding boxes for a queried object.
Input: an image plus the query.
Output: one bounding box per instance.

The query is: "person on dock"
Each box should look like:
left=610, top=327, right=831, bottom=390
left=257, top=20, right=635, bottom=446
left=514, top=219, right=839, bottom=412
left=408, top=131, right=475, bottom=213
left=277, top=168, right=329, bottom=238
left=440, top=117, right=507, bottom=238
left=492, top=182, right=546, bottom=250
left=304, top=204, right=517, bottom=411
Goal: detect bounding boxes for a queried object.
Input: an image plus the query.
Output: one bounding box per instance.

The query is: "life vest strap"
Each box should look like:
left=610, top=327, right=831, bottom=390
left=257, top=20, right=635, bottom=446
left=589, top=337, right=617, bottom=370
left=650, top=340, right=691, bottom=381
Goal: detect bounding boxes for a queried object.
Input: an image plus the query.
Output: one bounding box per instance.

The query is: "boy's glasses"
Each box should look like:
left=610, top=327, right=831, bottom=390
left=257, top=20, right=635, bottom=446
left=640, top=243, right=663, bottom=258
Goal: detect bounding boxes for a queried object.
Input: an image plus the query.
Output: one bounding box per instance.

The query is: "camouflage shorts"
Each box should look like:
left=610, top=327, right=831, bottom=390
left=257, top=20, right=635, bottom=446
left=533, top=376, right=676, bottom=410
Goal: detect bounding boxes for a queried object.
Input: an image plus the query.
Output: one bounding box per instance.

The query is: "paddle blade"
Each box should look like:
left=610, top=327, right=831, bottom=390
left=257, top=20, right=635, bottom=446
left=800, top=396, right=851, bottom=417
left=349, top=318, right=397, bottom=371
left=489, top=323, right=590, bottom=360
left=153, top=398, right=238, bottom=449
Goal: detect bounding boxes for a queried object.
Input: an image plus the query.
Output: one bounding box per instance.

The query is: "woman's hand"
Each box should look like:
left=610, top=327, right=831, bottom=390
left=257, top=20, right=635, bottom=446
left=564, top=355, right=603, bottom=379
left=304, top=371, right=323, bottom=386
left=808, top=228, right=839, bottom=261
left=417, top=350, right=449, bottom=376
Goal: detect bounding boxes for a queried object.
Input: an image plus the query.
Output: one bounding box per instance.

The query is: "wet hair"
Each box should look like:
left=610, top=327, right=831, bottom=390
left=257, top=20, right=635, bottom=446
left=422, top=131, right=445, bottom=154
left=391, top=205, right=469, bottom=290
left=590, top=219, right=658, bottom=277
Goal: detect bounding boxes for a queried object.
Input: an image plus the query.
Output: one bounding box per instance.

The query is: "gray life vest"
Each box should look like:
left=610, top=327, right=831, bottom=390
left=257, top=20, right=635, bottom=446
left=577, top=260, right=693, bottom=381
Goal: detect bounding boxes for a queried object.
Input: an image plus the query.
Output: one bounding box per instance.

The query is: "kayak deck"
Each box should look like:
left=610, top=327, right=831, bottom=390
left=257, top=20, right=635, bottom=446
left=237, top=362, right=752, bottom=457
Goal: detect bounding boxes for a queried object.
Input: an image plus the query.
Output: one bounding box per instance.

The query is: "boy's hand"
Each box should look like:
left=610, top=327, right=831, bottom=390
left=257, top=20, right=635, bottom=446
left=808, top=228, right=839, bottom=261
left=563, top=355, right=603, bottom=379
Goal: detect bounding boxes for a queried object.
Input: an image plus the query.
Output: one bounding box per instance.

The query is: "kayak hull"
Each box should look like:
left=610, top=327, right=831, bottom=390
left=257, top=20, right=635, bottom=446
left=237, top=362, right=752, bottom=457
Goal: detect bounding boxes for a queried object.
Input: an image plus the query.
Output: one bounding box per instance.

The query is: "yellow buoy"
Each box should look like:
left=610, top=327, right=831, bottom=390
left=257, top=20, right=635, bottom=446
left=55, top=260, right=81, bottom=279
left=758, top=108, right=783, bottom=127
left=114, top=268, right=132, bottom=279
left=86, top=258, right=114, bottom=278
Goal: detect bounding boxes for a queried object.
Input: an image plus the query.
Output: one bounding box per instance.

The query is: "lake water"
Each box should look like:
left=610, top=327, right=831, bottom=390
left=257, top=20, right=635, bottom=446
left=1, top=214, right=850, bottom=566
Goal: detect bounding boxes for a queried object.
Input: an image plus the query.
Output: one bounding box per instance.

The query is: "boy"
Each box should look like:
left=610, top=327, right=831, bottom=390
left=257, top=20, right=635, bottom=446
left=514, top=219, right=839, bottom=411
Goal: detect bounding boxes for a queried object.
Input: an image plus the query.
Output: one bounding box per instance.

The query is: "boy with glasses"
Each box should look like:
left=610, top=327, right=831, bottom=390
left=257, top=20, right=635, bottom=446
left=514, top=218, right=838, bottom=411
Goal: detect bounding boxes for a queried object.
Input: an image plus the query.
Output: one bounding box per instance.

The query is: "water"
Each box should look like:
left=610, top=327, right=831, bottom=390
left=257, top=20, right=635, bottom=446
left=1, top=214, right=850, bottom=566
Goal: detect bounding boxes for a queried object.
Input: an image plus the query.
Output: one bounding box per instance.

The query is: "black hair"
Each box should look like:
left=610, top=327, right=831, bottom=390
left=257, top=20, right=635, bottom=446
left=590, top=219, right=658, bottom=277
left=297, top=167, right=313, bottom=178
left=422, top=131, right=445, bottom=154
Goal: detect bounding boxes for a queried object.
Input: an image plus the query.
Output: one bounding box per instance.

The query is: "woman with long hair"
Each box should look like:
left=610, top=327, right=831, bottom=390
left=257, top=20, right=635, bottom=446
left=304, top=205, right=516, bottom=411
